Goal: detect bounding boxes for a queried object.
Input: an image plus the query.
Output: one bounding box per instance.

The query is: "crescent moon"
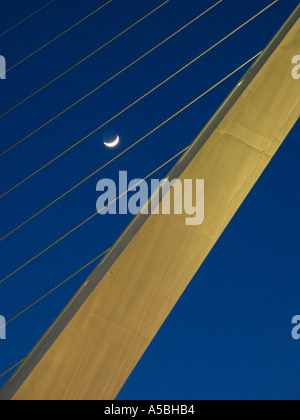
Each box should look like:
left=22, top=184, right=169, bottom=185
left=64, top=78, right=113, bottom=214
left=104, top=135, right=120, bottom=148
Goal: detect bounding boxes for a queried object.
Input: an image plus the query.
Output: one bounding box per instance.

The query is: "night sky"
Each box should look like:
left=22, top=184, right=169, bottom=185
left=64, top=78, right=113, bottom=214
left=0, top=0, right=299, bottom=400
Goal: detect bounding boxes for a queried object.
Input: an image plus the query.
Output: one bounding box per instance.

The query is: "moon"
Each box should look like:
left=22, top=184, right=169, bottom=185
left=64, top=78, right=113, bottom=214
left=103, top=135, right=120, bottom=148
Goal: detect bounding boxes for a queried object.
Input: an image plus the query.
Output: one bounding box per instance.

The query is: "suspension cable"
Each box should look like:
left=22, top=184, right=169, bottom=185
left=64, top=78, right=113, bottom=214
left=0, top=0, right=113, bottom=78
left=0, top=0, right=170, bottom=119
left=0, top=52, right=261, bottom=286
left=0, top=0, right=57, bottom=38
left=0, top=1, right=276, bottom=207
left=1, top=146, right=190, bottom=333
left=0, top=0, right=222, bottom=158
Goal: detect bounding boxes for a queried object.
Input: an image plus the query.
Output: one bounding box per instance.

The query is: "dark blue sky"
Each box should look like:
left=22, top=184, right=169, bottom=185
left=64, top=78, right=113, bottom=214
left=0, top=0, right=299, bottom=400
